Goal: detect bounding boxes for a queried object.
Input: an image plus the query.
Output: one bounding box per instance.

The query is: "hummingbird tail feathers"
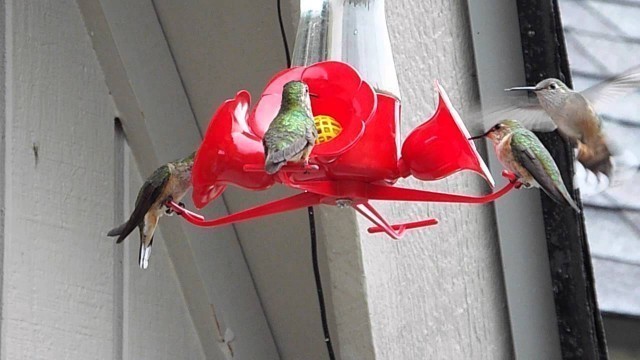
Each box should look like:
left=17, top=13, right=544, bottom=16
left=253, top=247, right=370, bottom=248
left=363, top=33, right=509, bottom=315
left=559, top=188, right=581, bottom=213
left=577, top=137, right=613, bottom=177
left=264, top=158, right=286, bottom=175
left=107, top=223, right=126, bottom=237
left=540, top=184, right=581, bottom=213
left=264, top=139, right=308, bottom=174
left=108, top=222, right=137, bottom=244
left=138, top=239, right=153, bottom=270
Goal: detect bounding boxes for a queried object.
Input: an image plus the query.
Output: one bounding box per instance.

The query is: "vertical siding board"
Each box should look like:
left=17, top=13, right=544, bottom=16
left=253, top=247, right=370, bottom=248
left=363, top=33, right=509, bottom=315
left=0, top=0, right=6, bottom=355
left=112, top=120, right=125, bottom=360
left=3, top=0, right=116, bottom=358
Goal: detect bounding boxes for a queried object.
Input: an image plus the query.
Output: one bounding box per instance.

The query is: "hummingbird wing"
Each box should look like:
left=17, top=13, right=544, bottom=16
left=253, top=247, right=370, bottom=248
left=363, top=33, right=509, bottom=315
left=472, top=101, right=558, bottom=133
left=511, top=130, right=581, bottom=212
left=580, top=65, right=640, bottom=111
left=109, top=165, right=170, bottom=243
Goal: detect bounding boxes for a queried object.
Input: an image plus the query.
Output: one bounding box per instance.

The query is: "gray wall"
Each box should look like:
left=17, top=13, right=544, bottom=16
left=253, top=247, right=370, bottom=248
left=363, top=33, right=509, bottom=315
left=2, top=0, right=117, bottom=357
left=0, top=0, right=208, bottom=359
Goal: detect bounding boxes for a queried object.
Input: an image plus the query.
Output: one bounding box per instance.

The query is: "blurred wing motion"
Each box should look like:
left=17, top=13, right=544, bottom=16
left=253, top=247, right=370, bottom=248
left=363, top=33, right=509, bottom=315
left=580, top=65, right=640, bottom=111
left=574, top=136, right=640, bottom=197
left=472, top=98, right=557, bottom=132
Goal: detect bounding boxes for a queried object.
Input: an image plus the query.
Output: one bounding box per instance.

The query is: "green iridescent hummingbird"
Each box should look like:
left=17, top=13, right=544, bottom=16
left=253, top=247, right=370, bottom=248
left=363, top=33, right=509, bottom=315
left=107, top=151, right=195, bottom=269
left=263, top=80, right=318, bottom=174
left=470, top=119, right=580, bottom=212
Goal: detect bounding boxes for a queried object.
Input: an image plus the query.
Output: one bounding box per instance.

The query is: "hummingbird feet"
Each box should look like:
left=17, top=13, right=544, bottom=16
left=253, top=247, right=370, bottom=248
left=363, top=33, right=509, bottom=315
left=277, top=161, right=318, bottom=174
left=163, top=198, right=186, bottom=216
left=300, top=159, right=320, bottom=174
left=303, top=159, right=310, bottom=174
left=175, top=202, right=186, bottom=216
left=164, top=197, right=175, bottom=216
left=502, top=170, right=525, bottom=188
left=509, top=174, right=531, bottom=189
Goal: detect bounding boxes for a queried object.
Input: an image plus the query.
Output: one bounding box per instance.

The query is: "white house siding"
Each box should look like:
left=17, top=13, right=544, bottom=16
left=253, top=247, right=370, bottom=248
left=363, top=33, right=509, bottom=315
left=1, top=0, right=204, bottom=359
left=2, top=0, right=116, bottom=358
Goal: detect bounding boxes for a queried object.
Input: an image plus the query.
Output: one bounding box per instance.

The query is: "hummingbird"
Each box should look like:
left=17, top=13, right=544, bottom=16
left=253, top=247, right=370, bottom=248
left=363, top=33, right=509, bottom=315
left=470, top=119, right=580, bottom=212
left=107, top=151, right=195, bottom=269
left=263, top=80, right=318, bottom=174
left=504, top=65, right=640, bottom=178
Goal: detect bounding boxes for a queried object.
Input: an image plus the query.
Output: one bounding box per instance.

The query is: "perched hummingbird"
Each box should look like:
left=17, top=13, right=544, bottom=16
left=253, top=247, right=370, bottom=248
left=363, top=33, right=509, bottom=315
left=263, top=80, right=318, bottom=174
left=504, top=66, right=640, bottom=178
left=470, top=119, right=580, bottom=212
left=107, top=151, right=195, bottom=269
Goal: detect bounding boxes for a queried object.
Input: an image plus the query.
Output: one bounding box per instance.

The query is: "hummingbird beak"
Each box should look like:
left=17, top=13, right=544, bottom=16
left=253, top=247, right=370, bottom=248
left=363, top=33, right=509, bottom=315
left=309, top=93, right=319, bottom=98
left=468, top=130, right=491, bottom=140
left=504, top=86, right=537, bottom=92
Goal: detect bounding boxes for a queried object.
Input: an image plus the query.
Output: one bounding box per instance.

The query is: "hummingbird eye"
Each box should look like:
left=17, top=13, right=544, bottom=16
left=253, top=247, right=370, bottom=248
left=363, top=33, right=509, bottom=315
left=549, top=83, right=558, bottom=90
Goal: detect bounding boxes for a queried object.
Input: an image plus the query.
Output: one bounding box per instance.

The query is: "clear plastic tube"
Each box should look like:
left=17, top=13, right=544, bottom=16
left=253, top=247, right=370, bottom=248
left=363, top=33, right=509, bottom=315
left=291, top=0, right=400, bottom=99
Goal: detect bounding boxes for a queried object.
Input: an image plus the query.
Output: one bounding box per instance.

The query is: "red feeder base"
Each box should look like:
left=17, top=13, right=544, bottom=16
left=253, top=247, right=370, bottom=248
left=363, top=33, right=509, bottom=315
left=168, top=171, right=519, bottom=239
left=184, top=61, right=520, bottom=239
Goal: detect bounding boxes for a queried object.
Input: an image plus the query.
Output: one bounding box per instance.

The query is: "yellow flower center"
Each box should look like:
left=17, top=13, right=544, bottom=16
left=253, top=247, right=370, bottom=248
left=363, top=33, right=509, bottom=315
left=314, top=115, right=342, bottom=144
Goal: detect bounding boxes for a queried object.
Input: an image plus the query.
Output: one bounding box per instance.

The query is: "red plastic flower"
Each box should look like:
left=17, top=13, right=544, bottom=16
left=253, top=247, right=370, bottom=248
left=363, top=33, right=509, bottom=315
left=192, top=61, right=493, bottom=211
left=192, top=61, right=378, bottom=208
left=249, top=61, right=376, bottom=162
left=191, top=90, right=275, bottom=209
left=399, top=81, right=494, bottom=186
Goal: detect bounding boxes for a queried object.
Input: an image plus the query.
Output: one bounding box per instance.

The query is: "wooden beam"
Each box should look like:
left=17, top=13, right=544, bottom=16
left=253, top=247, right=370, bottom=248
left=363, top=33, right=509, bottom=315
left=76, top=1, right=278, bottom=359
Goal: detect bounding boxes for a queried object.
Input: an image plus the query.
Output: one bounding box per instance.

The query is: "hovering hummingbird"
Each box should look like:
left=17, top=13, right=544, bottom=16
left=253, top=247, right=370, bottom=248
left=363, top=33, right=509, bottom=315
left=107, top=151, right=195, bottom=269
left=263, top=80, right=318, bottom=174
left=470, top=119, right=580, bottom=212
left=504, top=66, right=640, bottom=178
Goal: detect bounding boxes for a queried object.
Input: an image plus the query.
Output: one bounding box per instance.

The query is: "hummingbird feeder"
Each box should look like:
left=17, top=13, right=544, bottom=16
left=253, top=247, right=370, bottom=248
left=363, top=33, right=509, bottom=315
left=166, top=0, right=520, bottom=239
